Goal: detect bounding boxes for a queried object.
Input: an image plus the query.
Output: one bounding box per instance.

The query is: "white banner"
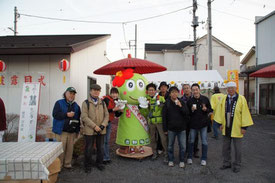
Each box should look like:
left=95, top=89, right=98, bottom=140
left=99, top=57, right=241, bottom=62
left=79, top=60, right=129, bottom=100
left=18, top=82, right=41, bottom=142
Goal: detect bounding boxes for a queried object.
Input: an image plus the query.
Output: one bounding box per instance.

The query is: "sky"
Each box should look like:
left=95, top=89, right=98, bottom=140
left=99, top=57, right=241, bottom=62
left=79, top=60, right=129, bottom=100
left=0, top=0, right=274, bottom=61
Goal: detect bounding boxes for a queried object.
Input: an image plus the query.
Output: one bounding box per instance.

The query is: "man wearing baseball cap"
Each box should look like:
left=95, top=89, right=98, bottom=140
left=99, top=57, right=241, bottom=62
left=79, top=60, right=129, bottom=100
left=52, top=87, right=81, bottom=169
left=214, top=81, right=254, bottom=173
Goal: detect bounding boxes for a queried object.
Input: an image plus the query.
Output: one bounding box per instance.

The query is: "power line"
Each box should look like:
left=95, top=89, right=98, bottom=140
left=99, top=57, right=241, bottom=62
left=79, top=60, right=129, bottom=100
left=19, top=13, right=123, bottom=24
left=18, top=5, right=193, bottom=25
left=198, top=4, right=254, bottom=22
left=124, top=6, right=192, bottom=23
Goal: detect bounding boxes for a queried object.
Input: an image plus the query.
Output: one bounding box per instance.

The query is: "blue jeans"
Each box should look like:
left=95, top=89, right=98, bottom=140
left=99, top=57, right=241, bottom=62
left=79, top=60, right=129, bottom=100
left=103, top=122, right=112, bottom=161
left=213, top=121, right=219, bottom=138
left=168, top=130, right=186, bottom=162
left=188, top=126, right=208, bottom=161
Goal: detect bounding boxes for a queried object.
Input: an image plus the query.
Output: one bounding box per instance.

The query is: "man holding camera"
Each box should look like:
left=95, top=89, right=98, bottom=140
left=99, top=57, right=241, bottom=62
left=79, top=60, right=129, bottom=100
left=81, top=84, right=109, bottom=173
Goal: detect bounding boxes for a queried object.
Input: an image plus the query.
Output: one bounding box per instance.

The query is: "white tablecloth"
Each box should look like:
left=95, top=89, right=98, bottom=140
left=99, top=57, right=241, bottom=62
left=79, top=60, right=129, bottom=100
left=0, top=142, right=63, bottom=180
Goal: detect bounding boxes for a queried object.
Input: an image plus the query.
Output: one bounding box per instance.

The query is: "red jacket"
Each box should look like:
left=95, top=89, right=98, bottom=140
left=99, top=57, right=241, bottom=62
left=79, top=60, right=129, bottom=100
left=102, top=95, right=116, bottom=122
left=0, top=98, right=7, bottom=131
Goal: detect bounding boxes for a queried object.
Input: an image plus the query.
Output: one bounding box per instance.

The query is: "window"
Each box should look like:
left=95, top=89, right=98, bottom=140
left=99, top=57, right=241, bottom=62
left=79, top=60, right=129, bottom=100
left=106, top=84, right=110, bottom=95
left=192, top=55, right=194, bottom=66
left=219, top=56, right=224, bottom=66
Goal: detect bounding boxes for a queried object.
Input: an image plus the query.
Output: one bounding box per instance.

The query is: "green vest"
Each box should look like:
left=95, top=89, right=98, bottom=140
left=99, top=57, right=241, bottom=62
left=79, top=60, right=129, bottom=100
left=146, top=95, right=165, bottom=124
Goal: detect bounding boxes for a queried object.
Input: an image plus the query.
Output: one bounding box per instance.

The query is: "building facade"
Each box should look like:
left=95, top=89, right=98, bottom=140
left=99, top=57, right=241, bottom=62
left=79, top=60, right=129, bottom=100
left=145, top=35, right=243, bottom=95
left=0, top=35, right=111, bottom=117
left=255, top=11, right=275, bottom=115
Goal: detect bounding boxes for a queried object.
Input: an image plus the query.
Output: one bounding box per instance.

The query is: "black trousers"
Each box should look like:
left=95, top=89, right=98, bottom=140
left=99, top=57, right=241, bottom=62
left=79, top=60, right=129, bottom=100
left=84, top=134, right=104, bottom=168
left=156, top=131, right=164, bottom=151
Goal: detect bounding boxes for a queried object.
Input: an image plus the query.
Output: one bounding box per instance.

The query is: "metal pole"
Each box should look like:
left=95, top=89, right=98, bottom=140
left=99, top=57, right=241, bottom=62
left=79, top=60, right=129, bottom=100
left=14, top=6, right=18, bottom=36
left=207, top=0, right=212, bottom=70
left=135, top=24, right=137, bottom=58
left=192, top=0, right=198, bottom=70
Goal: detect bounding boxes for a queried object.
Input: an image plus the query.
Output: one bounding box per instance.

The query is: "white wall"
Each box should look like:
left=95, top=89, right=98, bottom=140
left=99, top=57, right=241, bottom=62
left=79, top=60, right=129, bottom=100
left=70, top=40, right=111, bottom=106
left=0, top=40, right=110, bottom=117
left=145, top=52, right=165, bottom=66
left=257, top=14, right=275, bottom=65
left=145, top=37, right=241, bottom=81
left=0, top=55, right=70, bottom=115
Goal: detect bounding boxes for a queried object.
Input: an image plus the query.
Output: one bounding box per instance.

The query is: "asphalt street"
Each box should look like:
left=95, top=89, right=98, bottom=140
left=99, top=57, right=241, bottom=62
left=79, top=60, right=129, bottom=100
left=57, top=115, right=275, bottom=183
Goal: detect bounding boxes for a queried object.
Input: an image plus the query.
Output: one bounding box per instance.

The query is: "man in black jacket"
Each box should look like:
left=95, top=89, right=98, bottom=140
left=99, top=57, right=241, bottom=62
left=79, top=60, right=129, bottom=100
left=162, top=86, right=189, bottom=168
left=187, top=83, right=213, bottom=166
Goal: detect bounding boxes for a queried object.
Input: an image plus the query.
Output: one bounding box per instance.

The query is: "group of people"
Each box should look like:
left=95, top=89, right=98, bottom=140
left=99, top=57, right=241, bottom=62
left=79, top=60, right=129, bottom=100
left=52, top=80, right=253, bottom=174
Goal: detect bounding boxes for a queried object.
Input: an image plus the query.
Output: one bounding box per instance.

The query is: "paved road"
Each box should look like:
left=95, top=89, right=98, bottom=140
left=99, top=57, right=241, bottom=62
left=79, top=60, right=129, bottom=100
left=57, top=115, right=275, bottom=183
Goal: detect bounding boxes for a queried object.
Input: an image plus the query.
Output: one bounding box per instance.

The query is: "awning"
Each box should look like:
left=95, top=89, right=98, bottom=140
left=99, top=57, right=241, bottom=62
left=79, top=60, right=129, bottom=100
left=250, top=64, right=275, bottom=78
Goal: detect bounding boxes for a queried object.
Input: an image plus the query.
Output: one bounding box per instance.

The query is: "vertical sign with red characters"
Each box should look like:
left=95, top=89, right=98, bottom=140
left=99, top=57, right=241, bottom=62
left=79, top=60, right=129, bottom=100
left=18, top=82, right=41, bottom=142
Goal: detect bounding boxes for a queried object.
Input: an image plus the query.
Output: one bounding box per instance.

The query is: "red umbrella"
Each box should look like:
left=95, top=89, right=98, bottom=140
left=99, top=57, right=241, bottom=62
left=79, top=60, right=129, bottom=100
left=94, top=54, right=167, bottom=75
left=250, top=64, right=275, bottom=78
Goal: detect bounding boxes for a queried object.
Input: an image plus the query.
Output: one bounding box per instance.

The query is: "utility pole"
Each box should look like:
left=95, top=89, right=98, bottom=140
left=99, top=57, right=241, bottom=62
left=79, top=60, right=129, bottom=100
left=192, top=0, right=198, bottom=70
left=135, top=24, right=137, bottom=58
left=129, top=24, right=138, bottom=58
left=14, top=6, right=18, bottom=36
left=207, top=0, right=213, bottom=70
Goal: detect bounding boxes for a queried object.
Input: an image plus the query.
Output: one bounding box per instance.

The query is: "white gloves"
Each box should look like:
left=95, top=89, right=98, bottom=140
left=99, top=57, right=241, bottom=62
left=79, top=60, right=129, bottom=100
left=138, top=97, right=149, bottom=108
left=115, top=100, right=127, bottom=110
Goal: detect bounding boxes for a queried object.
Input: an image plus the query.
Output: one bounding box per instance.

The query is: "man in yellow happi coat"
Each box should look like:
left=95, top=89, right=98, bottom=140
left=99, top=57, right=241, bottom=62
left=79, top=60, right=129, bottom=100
left=214, top=81, right=253, bottom=173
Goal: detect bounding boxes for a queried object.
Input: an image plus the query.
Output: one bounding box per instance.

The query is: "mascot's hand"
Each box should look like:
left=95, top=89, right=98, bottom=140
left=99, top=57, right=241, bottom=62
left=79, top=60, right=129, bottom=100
left=138, top=97, right=149, bottom=108
left=115, top=100, right=127, bottom=109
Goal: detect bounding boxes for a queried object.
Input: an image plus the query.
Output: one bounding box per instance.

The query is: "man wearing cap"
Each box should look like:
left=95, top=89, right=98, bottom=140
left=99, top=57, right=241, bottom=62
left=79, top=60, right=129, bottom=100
left=210, top=86, right=225, bottom=140
left=52, top=87, right=81, bottom=169
left=158, top=81, right=170, bottom=100
left=81, top=84, right=109, bottom=172
left=214, top=81, right=253, bottom=173
left=157, top=81, right=170, bottom=154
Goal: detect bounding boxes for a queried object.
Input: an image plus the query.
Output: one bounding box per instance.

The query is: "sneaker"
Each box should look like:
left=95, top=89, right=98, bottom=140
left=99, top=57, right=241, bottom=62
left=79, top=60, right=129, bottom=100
left=139, top=147, right=145, bottom=154
left=201, top=160, right=207, bottom=166
left=158, top=150, right=163, bottom=155
left=168, top=161, right=174, bottom=167
left=179, top=162, right=185, bottom=168
left=187, top=159, right=193, bottom=165
left=129, top=148, right=135, bottom=154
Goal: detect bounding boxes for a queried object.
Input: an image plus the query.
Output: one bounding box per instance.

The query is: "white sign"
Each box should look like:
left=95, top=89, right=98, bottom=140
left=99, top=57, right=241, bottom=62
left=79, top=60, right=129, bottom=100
left=18, top=82, right=41, bottom=142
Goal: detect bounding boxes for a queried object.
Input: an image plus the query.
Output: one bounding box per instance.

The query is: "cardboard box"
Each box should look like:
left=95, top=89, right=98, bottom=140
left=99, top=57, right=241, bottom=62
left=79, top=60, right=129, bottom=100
left=48, top=158, right=61, bottom=175
left=42, top=173, right=58, bottom=183
left=42, top=158, right=61, bottom=183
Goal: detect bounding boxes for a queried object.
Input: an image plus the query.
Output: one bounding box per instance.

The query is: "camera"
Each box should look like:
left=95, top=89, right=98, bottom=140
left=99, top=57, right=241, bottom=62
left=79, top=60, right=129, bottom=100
left=99, top=125, right=105, bottom=131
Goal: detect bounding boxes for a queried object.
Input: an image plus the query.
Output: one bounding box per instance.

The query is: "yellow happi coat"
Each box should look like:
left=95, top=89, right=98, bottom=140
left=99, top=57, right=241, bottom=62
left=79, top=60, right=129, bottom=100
left=214, top=94, right=253, bottom=138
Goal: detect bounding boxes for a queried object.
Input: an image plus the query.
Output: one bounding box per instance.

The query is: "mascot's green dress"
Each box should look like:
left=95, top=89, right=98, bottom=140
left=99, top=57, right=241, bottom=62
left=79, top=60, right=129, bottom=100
left=113, top=68, right=150, bottom=154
